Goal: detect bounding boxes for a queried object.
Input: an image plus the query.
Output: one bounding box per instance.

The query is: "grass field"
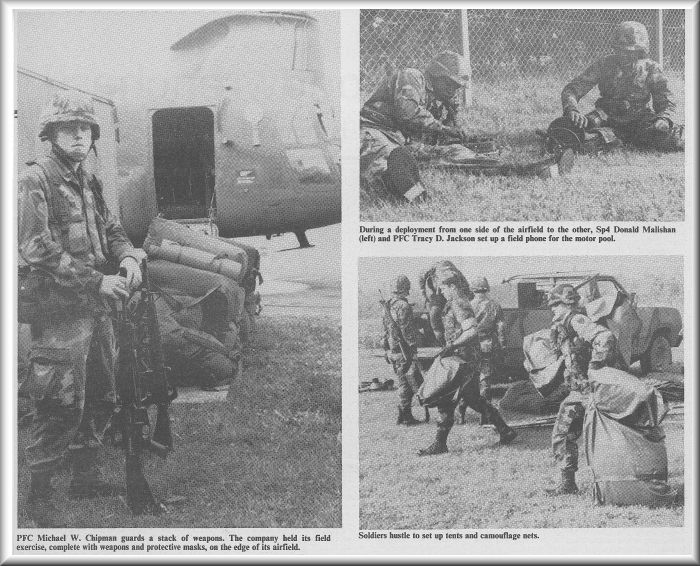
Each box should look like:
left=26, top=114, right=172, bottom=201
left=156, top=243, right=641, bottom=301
left=360, top=74, right=685, bottom=222
left=359, top=365, right=684, bottom=530
left=17, top=314, right=342, bottom=528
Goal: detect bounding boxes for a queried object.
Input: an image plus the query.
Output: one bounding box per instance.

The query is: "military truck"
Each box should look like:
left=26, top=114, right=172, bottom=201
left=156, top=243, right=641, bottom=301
left=415, top=272, right=682, bottom=378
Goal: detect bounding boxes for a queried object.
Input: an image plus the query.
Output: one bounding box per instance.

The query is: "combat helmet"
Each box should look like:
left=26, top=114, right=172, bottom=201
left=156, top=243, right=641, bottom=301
left=425, top=50, right=470, bottom=87
left=547, top=284, right=580, bottom=307
left=471, top=277, right=490, bottom=293
left=612, top=21, right=650, bottom=55
left=39, top=90, right=101, bottom=142
left=390, top=275, right=411, bottom=295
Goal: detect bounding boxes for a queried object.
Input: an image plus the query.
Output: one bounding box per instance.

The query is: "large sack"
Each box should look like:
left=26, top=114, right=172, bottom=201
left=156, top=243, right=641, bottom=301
left=499, top=379, right=569, bottom=414
left=523, top=328, right=565, bottom=396
left=146, top=217, right=248, bottom=280
left=584, top=367, right=676, bottom=507
left=417, top=355, right=471, bottom=408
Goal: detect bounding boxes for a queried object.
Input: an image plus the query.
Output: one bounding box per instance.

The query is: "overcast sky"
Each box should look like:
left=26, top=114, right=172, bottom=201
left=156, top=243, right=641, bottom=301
left=15, top=10, right=340, bottom=104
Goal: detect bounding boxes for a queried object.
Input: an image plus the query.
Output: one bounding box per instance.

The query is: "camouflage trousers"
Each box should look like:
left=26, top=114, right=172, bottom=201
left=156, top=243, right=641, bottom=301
left=437, top=366, right=507, bottom=432
left=23, top=313, right=117, bottom=473
left=551, top=390, right=588, bottom=472
left=586, top=109, right=684, bottom=152
left=391, top=357, right=423, bottom=411
left=360, top=126, right=477, bottom=195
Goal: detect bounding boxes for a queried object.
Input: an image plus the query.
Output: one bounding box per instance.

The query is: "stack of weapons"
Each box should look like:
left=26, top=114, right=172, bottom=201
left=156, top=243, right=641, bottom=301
left=113, top=259, right=178, bottom=515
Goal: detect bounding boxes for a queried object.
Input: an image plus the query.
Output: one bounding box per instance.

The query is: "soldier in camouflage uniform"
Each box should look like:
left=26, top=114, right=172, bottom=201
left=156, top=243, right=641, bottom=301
left=18, top=91, right=146, bottom=527
left=418, top=260, right=467, bottom=347
left=545, top=284, right=624, bottom=495
left=360, top=51, right=474, bottom=202
left=561, top=21, right=683, bottom=152
left=418, top=271, right=516, bottom=456
left=457, top=277, right=506, bottom=425
left=382, top=275, right=422, bottom=426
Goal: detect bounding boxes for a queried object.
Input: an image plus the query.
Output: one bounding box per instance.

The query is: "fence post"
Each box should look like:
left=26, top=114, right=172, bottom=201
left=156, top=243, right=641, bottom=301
left=658, top=10, right=664, bottom=65
left=459, top=10, right=473, bottom=109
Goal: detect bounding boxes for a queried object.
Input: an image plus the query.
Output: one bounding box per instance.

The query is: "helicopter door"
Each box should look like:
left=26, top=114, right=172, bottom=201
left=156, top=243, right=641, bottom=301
left=152, top=106, right=215, bottom=219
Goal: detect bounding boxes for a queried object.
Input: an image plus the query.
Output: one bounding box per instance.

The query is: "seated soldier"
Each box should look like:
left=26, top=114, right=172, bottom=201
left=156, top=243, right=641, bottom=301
left=361, top=51, right=573, bottom=203
left=561, top=21, right=684, bottom=152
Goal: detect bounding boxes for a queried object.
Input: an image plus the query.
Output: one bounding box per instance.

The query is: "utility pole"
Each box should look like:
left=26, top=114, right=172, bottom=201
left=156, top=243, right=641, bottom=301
left=658, top=10, right=664, bottom=66
left=459, top=10, right=473, bottom=108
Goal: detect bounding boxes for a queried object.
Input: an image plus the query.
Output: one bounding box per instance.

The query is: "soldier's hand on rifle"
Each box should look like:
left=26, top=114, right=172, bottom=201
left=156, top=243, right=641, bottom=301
left=99, top=274, right=130, bottom=300
left=120, top=257, right=143, bottom=291
left=566, top=109, right=588, bottom=130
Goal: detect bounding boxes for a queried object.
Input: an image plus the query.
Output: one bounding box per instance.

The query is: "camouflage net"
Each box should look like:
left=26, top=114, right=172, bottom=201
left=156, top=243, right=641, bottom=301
left=361, top=9, right=685, bottom=97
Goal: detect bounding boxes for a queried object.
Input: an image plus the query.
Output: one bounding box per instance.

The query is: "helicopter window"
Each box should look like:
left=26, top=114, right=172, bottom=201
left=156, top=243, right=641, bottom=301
left=198, top=18, right=310, bottom=82
left=152, top=106, right=215, bottom=220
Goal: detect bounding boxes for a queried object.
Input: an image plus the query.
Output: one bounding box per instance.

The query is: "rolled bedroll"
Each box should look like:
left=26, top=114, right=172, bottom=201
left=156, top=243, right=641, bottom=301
left=147, top=259, right=245, bottom=324
left=146, top=217, right=249, bottom=279
left=145, top=240, right=243, bottom=281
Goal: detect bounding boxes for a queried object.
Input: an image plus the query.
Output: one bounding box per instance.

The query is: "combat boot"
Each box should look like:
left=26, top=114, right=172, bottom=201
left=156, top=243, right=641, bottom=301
left=68, top=449, right=120, bottom=499
left=26, top=471, right=68, bottom=528
left=397, top=406, right=421, bottom=426
left=545, top=470, right=579, bottom=496
left=487, top=407, right=517, bottom=444
left=417, top=427, right=449, bottom=456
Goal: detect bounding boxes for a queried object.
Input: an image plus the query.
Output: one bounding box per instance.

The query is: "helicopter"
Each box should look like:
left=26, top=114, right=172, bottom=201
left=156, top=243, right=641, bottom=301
left=15, top=10, right=341, bottom=248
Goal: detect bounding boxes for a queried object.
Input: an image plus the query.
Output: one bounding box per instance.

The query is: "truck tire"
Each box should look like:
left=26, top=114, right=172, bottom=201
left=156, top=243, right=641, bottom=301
left=640, top=332, right=672, bottom=374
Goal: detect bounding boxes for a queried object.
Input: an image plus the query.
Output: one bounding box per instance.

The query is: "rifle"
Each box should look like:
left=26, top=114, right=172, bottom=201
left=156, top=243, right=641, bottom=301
left=114, top=259, right=177, bottom=515
left=379, top=290, right=430, bottom=422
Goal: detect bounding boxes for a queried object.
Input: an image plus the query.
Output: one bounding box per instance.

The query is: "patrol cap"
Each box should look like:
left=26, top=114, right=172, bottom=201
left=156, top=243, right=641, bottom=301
left=612, top=21, right=650, bottom=54
left=425, top=50, right=470, bottom=87
left=471, top=277, right=490, bottom=293
left=547, top=284, right=580, bottom=307
left=390, top=275, right=411, bottom=295
left=39, top=90, right=101, bottom=142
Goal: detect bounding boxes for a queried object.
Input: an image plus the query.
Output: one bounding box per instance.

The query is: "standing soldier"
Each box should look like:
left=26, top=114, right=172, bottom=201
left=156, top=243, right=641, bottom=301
left=458, top=277, right=506, bottom=425
left=418, top=260, right=465, bottom=347
left=382, top=275, right=422, bottom=426
left=561, top=21, right=684, bottom=151
left=418, top=271, right=516, bottom=456
left=545, top=284, right=624, bottom=495
left=18, top=91, right=146, bottom=527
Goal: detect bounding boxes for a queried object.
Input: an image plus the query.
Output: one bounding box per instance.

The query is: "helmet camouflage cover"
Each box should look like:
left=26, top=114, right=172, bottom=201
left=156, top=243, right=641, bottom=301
left=547, top=284, right=580, bottom=307
left=471, top=277, right=490, bottom=293
left=390, top=275, right=411, bottom=295
left=612, top=21, right=650, bottom=55
left=425, top=50, right=470, bottom=87
left=39, top=90, right=101, bottom=142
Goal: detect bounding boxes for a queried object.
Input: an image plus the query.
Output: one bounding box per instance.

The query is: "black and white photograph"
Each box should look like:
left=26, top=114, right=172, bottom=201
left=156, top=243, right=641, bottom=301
left=13, top=9, right=341, bottom=529
left=359, top=9, right=686, bottom=221
left=358, top=256, right=684, bottom=529
left=2, top=2, right=697, bottom=562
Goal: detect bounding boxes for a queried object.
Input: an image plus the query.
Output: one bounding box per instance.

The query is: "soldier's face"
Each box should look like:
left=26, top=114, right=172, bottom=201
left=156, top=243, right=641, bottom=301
left=615, top=49, right=642, bottom=65
left=440, top=283, right=457, bottom=301
left=432, top=76, right=462, bottom=101
left=550, top=303, right=568, bottom=318
left=52, top=121, right=92, bottom=162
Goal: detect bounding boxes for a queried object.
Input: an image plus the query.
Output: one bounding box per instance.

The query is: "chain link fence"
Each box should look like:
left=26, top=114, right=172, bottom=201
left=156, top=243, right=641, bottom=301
left=361, top=9, right=685, bottom=97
